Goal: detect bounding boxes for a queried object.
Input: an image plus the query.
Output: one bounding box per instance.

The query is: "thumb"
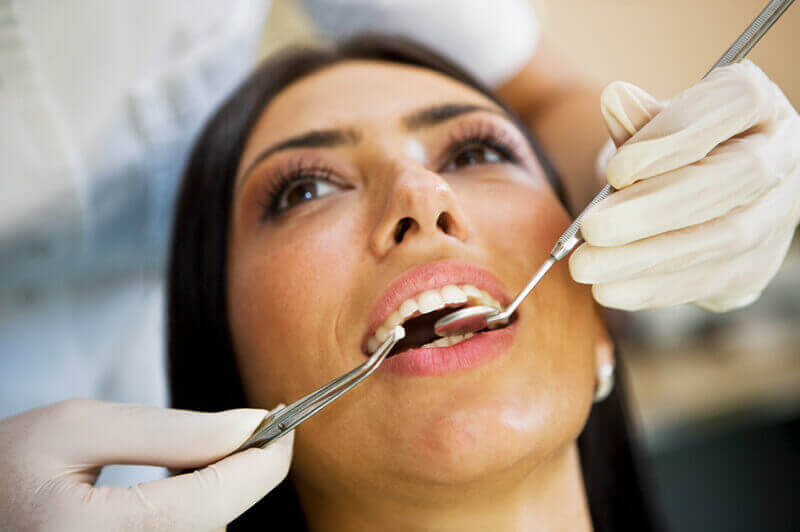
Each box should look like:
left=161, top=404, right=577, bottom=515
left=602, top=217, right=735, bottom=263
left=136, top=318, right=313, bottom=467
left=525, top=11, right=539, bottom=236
left=600, top=81, right=664, bottom=147
left=132, top=425, right=294, bottom=531
left=94, top=404, right=295, bottom=531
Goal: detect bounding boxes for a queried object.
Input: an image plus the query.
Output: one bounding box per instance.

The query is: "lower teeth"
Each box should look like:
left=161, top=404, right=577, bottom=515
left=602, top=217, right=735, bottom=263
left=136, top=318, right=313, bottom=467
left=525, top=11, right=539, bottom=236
left=420, top=332, right=475, bottom=349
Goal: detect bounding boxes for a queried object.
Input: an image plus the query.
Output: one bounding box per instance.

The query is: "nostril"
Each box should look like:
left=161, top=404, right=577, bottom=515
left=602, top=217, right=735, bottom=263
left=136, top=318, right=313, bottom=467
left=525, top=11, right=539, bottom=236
left=394, top=217, right=416, bottom=243
left=436, top=212, right=455, bottom=235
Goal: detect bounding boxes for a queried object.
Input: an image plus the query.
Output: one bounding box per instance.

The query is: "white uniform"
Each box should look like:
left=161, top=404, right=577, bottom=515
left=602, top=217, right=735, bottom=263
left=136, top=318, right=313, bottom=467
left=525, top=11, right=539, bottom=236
left=0, top=0, right=538, bottom=485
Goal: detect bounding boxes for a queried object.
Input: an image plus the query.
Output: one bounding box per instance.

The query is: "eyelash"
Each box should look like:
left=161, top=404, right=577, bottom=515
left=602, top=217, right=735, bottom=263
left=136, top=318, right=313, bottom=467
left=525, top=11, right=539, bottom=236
left=441, top=122, right=524, bottom=170
left=258, top=160, right=339, bottom=219
left=258, top=121, right=526, bottom=219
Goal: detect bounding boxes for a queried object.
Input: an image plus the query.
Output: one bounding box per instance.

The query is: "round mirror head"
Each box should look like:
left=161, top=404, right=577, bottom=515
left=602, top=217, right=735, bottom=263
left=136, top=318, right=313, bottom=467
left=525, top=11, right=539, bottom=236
left=433, top=305, right=498, bottom=337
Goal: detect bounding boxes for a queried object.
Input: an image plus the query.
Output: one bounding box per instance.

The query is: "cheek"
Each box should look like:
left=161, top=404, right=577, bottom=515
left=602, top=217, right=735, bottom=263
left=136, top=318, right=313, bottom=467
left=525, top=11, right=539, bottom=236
left=476, top=178, right=597, bottom=370
left=227, top=199, right=367, bottom=406
left=467, top=178, right=569, bottom=248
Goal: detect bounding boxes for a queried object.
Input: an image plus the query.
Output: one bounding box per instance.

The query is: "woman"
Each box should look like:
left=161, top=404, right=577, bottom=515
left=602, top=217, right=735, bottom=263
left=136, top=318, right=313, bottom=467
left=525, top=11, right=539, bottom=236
left=169, top=35, right=662, bottom=531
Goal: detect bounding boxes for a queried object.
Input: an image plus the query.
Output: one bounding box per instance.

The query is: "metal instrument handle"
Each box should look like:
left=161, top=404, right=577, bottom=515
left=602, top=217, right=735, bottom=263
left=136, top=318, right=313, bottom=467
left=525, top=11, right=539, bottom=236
left=706, top=0, right=795, bottom=76
left=550, top=183, right=614, bottom=260
left=234, top=327, right=403, bottom=451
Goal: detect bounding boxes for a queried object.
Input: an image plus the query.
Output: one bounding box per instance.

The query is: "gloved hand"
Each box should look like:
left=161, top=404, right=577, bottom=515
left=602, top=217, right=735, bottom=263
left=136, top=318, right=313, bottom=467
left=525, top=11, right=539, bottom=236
left=0, top=399, right=293, bottom=532
left=570, top=60, right=800, bottom=312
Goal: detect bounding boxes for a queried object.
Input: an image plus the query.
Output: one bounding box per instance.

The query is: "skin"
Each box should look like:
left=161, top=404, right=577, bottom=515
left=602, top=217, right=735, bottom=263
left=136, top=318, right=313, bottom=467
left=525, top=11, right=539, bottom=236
left=227, top=60, right=610, bottom=531
left=497, top=40, right=609, bottom=212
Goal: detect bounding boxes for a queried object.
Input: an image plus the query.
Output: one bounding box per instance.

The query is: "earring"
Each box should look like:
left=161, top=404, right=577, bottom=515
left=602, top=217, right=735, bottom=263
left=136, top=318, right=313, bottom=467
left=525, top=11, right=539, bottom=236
left=593, top=364, right=615, bottom=403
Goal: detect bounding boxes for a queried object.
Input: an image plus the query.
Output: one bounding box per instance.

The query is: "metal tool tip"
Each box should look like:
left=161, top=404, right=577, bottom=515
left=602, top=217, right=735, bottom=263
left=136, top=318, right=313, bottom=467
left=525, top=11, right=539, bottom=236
left=392, top=325, right=406, bottom=341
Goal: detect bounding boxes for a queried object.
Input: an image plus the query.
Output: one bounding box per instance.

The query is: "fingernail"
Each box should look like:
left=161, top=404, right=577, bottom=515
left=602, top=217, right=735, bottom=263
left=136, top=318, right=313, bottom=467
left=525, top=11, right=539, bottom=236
left=601, top=81, right=660, bottom=146
left=602, top=109, right=632, bottom=147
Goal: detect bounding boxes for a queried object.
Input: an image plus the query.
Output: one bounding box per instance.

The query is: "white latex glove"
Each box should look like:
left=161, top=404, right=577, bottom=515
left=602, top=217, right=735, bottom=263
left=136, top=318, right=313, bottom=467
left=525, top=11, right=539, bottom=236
left=570, top=60, right=800, bottom=312
left=0, top=399, right=293, bottom=531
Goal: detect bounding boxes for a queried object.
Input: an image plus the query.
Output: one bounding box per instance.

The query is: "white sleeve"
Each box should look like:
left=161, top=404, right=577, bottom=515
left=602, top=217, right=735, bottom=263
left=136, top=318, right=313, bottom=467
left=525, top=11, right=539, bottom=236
left=0, top=0, right=267, bottom=290
left=297, top=0, right=539, bottom=86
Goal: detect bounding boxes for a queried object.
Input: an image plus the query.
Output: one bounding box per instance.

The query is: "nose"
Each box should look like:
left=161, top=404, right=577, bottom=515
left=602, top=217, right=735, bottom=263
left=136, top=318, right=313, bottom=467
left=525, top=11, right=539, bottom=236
left=369, top=160, right=470, bottom=257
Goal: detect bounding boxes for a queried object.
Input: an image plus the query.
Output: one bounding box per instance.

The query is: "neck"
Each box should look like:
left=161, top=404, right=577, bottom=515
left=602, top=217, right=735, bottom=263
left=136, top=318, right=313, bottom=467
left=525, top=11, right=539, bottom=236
left=297, top=443, right=592, bottom=532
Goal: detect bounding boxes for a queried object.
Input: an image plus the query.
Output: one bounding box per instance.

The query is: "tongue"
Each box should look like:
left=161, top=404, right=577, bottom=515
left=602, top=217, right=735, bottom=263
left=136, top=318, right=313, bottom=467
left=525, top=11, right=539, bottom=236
left=389, top=309, right=452, bottom=355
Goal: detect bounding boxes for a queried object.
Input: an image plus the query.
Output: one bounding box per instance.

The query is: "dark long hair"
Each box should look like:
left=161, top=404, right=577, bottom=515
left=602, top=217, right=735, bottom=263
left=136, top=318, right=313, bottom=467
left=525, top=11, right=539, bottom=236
left=168, top=35, right=663, bottom=531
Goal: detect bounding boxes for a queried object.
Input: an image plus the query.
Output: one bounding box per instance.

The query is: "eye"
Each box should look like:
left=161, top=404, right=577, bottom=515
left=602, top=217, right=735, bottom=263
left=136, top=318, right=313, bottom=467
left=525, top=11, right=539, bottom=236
left=275, top=178, right=342, bottom=212
left=443, top=140, right=512, bottom=172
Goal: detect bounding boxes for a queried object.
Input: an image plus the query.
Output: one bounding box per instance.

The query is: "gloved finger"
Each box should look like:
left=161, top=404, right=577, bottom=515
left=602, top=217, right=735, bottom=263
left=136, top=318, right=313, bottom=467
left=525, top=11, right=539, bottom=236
left=571, top=162, right=800, bottom=283
left=606, top=60, right=782, bottom=189
left=76, top=429, right=294, bottom=531
left=590, top=228, right=794, bottom=311
left=600, top=81, right=664, bottom=147
left=128, top=429, right=293, bottom=531
left=695, top=291, right=763, bottom=313
left=45, top=399, right=273, bottom=470
left=581, top=117, right=800, bottom=247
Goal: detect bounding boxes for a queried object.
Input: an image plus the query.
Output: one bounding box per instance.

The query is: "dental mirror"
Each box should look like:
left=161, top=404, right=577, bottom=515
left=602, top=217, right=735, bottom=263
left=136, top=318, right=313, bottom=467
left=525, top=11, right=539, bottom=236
left=433, top=305, right=499, bottom=337
left=434, top=257, right=554, bottom=337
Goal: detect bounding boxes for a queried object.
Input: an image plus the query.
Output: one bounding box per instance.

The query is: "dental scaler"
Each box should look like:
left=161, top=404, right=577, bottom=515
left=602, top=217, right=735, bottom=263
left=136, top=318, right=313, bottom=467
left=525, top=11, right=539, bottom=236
left=434, top=189, right=610, bottom=337
left=434, top=0, right=795, bottom=337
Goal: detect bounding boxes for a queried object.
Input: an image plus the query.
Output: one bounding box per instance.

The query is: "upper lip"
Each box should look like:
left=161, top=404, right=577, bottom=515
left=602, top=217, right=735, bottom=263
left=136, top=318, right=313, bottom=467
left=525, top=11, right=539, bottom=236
left=363, top=258, right=511, bottom=348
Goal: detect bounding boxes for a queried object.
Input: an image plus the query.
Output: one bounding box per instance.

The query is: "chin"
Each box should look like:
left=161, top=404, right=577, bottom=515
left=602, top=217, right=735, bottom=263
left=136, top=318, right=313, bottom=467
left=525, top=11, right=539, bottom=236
left=386, top=380, right=573, bottom=486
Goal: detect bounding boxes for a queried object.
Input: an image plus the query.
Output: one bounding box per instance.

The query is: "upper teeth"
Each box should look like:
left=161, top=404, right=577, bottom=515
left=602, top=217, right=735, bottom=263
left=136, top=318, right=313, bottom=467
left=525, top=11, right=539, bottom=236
left=366, top=284, right=501, bottom=353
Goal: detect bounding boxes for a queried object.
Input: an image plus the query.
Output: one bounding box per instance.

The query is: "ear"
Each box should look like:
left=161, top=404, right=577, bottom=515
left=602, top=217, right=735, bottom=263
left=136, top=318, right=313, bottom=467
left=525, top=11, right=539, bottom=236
left=592, top=304, right=616, bottom=402
left=594, top=303, right=615, bottom=372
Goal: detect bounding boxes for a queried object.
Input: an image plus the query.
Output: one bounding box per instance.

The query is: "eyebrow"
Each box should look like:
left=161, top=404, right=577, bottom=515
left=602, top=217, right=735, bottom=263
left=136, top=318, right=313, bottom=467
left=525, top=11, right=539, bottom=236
left=403, top=103, right=504, bottom=130
left=237, top=102, right=506, bottom=189
left=238, top=128, right=361, bottom=183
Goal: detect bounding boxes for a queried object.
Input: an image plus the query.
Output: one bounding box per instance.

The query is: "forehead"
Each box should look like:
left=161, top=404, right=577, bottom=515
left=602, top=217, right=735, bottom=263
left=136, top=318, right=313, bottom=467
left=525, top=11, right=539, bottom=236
left=245, top=60, right=498, bottom=151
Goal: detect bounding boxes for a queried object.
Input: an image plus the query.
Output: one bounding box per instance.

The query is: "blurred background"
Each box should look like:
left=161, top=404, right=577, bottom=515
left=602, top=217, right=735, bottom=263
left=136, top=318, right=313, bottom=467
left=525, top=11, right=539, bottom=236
left=2, top=1, right=798, bottom=530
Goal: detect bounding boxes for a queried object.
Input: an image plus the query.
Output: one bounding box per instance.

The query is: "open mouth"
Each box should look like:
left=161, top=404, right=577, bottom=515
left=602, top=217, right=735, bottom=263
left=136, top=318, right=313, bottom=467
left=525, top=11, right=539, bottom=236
left=363, top=284, right=503, bottom=357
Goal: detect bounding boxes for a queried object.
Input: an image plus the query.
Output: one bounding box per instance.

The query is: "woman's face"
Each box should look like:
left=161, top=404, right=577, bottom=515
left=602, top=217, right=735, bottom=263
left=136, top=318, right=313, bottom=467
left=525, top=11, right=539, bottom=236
left=227, top=61, right=598, bottom=502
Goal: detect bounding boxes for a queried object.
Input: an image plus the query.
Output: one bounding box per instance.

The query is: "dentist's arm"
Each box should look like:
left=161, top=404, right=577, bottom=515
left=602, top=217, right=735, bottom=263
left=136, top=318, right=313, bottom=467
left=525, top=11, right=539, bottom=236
left=0, top=399, right=292, bottom=531
left=497, top=40, right=610, bottom=212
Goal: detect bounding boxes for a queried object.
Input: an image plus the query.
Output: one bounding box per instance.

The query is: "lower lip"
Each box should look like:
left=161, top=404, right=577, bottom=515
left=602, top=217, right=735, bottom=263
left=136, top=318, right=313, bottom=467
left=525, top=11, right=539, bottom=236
left=379, top=322, right=517, bottom=377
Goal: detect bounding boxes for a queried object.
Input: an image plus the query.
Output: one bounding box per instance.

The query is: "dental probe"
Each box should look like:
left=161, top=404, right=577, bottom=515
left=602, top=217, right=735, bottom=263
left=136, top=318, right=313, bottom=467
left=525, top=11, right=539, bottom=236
left=434, top=0, right=795, bottom=338
left=233, top=326, right=404, bottom=452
